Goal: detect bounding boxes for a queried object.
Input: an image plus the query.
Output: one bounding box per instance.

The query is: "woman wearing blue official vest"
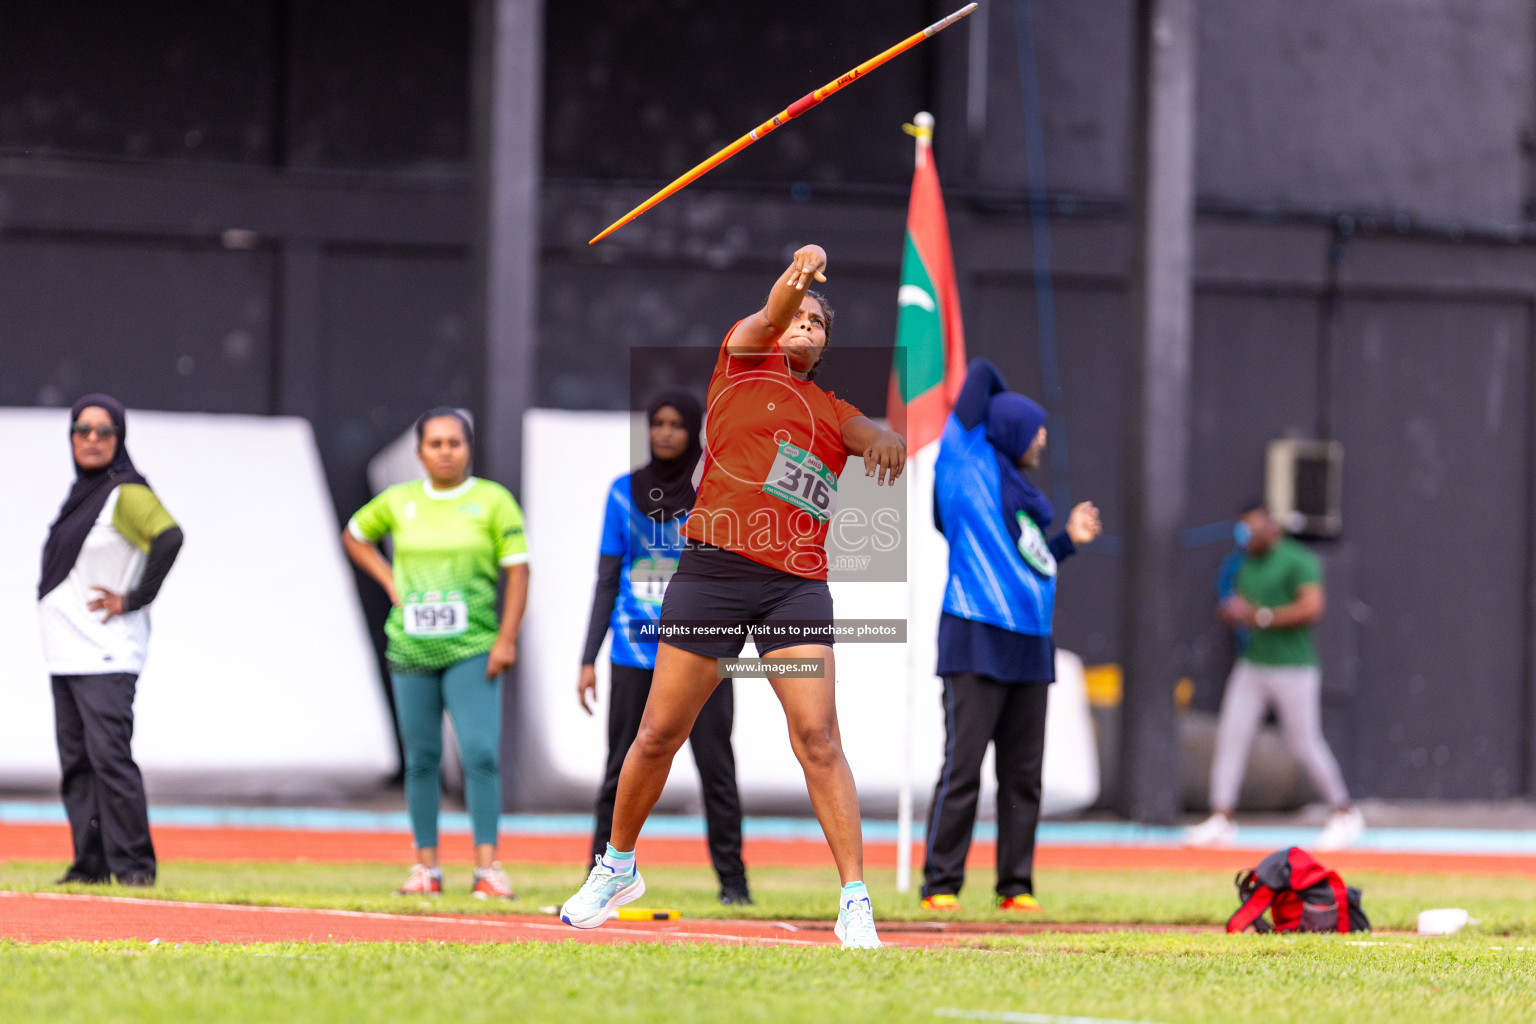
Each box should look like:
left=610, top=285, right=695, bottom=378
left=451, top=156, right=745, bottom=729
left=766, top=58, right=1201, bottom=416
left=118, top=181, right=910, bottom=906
left=576, top=390, right=751, bottom=905
left=921, top=359, right=1101, bottom=912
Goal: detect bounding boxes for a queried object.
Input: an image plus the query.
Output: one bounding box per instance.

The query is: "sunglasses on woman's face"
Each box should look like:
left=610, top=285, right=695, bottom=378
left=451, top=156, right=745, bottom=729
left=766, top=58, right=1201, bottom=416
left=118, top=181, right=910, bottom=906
left=71, top=423, right=118, bottom=440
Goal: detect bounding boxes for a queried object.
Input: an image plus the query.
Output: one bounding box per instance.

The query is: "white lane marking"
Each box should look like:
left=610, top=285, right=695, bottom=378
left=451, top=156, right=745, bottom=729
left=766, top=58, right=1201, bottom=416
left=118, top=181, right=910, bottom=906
left=0, top=891, right=826, bottom=947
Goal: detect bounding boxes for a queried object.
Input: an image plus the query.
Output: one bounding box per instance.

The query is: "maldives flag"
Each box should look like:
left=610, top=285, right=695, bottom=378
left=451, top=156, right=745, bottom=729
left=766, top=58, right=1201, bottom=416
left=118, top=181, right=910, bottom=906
left=887, top=137, right=967, bottom=451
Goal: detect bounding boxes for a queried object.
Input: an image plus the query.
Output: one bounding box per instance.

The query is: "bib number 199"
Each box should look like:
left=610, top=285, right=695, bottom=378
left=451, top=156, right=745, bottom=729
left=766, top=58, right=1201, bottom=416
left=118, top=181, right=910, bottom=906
left=403, top=595, right=469, bottom=636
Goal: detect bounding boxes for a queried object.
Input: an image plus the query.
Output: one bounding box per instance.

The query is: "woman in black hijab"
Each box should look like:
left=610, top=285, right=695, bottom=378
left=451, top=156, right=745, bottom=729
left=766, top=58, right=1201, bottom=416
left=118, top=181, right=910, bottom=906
left=37, top=395, right=184, bottom=887
left=575, top=390, right=752, bottom=905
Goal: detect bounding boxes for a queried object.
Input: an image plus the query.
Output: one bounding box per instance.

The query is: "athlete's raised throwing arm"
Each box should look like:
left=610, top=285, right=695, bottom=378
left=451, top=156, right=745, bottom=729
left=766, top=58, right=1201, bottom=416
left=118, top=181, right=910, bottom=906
left=725, top=242, right=905, bottom=484
left=726, top=244, right=830, bottom=359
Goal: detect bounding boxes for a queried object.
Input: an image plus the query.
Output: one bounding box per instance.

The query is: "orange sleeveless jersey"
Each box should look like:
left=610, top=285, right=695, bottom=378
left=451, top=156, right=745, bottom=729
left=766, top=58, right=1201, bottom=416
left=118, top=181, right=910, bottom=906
left=681, top=324, right=864, bottom=579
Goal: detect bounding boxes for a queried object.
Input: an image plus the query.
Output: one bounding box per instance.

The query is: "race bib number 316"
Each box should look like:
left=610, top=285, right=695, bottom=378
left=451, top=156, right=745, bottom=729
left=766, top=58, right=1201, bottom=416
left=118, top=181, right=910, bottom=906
left=762, top=441, right=837, bottom=522
left=403, top=593, right=470, bottom=636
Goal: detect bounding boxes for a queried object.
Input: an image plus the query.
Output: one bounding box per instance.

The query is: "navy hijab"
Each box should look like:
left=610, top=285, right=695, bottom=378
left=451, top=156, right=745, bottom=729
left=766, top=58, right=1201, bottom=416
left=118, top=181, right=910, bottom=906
left=985, top=391, right=1053, bottom=537
left=631, top=390, right=703, bottom=522
left=38, top=394, right=148, bottom=600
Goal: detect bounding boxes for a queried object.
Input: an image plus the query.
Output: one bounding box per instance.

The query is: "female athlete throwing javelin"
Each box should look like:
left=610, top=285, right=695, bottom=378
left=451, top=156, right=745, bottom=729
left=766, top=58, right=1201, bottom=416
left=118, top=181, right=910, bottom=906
left=560, top=244, right=904, bottom=948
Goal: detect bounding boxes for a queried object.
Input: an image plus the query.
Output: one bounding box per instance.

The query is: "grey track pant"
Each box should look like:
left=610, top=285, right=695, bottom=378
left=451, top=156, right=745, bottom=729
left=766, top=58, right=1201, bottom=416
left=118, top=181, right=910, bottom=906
left=1209, top=659, right=1350, bottom=812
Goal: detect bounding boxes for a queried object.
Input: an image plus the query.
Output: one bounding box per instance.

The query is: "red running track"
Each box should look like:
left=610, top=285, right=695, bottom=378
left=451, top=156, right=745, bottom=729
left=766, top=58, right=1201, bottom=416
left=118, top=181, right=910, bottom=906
left=1, top=891, right=1182, bottom=947
left=3, top=823, right=1534, bottom=876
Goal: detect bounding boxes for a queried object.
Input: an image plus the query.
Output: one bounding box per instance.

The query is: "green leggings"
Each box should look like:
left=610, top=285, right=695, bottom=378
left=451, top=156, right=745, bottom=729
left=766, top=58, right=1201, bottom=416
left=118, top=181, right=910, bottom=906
left=390, top=652, right=502, bottom=848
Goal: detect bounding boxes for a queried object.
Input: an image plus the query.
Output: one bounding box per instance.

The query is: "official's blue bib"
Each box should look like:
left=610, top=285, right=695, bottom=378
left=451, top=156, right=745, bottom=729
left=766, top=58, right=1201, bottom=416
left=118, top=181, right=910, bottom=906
left=933, top=415, right=1056, bottom=636
left=600, top=474, right=685, bottom=669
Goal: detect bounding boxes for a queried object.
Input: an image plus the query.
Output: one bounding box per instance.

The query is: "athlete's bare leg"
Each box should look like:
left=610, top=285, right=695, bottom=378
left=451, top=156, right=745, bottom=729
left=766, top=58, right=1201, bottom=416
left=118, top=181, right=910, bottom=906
left=767, top=644, right=864, bottom=885
left=609, top=642, right=721, bottom=851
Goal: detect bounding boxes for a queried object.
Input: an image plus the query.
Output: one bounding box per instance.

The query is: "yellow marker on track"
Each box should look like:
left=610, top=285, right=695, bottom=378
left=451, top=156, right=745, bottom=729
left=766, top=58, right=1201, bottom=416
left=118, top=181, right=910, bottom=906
left=615, top=908, right=680, bottom=921
left=588, top=3, right=979, bottom=244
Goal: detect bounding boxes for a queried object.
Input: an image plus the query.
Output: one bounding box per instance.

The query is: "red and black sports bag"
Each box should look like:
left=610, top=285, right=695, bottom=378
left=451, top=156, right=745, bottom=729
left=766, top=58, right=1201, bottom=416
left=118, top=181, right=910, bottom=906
left=1226, top=846, right=1370, bottom=934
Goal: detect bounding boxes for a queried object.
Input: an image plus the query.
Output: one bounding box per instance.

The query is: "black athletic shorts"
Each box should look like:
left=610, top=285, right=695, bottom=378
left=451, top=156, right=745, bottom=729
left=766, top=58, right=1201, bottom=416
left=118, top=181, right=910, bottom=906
left=657, top=543, right=835, bottom=658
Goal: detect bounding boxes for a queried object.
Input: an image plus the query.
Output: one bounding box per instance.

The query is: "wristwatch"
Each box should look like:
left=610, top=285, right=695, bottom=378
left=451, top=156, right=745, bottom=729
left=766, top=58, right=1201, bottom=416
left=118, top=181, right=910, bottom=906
left=1254, top=607, right=1274, bottom=629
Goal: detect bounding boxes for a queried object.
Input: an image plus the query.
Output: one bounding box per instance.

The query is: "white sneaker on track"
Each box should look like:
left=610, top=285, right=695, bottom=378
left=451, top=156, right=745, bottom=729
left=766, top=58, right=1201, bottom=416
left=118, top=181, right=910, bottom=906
left=560, top=857, right=646, bottom=929
left=834, top=891, right=882, bottom=949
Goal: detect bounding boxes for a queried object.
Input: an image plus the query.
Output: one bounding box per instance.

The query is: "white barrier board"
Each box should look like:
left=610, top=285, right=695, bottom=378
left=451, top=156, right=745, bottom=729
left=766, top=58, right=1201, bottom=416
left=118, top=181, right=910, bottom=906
left=0, top=409, right=397, bottom=797
left=517, top=409, right=1098, bottom=817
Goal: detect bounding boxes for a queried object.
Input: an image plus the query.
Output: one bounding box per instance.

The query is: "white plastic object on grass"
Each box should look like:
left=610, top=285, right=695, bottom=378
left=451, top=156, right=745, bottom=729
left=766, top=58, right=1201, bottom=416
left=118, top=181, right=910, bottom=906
left=1417, top=908, right=1477, bottom=935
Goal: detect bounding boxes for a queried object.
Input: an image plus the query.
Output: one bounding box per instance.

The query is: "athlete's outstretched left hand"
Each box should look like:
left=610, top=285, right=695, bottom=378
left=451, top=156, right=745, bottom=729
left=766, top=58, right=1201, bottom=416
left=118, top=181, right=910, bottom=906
left=487, top=637, right=519, bottom=678
left=862, top=429, right=907, bottom=486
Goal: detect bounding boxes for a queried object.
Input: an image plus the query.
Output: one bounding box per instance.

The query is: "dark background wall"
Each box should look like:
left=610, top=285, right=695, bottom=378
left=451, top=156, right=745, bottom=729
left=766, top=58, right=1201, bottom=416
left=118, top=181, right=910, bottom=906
left=4, top=0, right=1535, bottom=801
left=0, top=0, right=475, bottom=670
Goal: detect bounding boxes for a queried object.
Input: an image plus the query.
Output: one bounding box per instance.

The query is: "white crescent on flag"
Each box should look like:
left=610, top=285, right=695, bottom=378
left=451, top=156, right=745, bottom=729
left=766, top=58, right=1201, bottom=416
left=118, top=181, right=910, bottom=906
left=898, top=284, right=936, bottom=312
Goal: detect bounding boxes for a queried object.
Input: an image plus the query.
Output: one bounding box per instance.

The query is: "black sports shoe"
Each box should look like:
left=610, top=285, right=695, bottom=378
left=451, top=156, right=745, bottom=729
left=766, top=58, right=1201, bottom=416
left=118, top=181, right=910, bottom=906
left=54, top=871, right=109, bottom=885
left=718, top=886, right=754, bottom=906
left=116, top=871, right=156, bottom=888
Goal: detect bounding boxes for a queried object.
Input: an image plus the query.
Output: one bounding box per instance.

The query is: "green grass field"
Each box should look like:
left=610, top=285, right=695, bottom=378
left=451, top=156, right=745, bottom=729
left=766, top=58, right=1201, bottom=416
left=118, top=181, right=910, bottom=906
left=3, top=860, right=1536, bottom=1023
left=3, top=934, right=1534, bottom=1024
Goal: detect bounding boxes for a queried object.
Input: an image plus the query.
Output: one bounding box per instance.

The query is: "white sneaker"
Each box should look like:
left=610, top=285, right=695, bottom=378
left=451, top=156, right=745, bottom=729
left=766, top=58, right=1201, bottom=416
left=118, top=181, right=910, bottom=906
left=1183, top=813, right=1237, bottom=848
left=472, top=862, right=515, bottom=900
left=833, top=889, right=882, bottom=949
left=1314, top=807, right=1365, bottom=851
left=560, top=857, right=646, bottom=929
left=393, top=863, right=442, bottom=896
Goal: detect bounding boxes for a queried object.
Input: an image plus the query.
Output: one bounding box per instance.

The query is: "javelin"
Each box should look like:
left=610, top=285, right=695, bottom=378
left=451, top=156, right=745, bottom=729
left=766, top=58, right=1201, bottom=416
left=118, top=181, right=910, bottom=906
left=589, top=3, right=979, bottom=244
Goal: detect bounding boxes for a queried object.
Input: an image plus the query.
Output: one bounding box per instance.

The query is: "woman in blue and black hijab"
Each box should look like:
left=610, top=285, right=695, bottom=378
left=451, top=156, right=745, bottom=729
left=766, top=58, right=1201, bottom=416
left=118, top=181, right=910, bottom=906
left=922, top=358, right=1101, bottom=913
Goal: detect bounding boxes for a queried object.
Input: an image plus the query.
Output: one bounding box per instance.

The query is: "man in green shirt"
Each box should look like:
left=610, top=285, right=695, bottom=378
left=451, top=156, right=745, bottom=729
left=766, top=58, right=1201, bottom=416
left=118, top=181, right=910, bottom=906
left=1185, top=503, right=1363, bottom=850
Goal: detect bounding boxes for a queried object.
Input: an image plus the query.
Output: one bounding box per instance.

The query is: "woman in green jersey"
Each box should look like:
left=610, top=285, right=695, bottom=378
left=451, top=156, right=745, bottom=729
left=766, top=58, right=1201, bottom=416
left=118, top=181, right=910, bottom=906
left=343, top=408, right=530, bottom=897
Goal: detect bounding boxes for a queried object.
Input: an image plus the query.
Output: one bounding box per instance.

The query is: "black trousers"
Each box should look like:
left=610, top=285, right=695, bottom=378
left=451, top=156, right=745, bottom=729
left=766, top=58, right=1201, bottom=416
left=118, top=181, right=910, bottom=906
left=51, top=673, right=156, bottom=881
left=590, top=662, right=747, bottom=890
left=922, top=672, right=1049, bottom=899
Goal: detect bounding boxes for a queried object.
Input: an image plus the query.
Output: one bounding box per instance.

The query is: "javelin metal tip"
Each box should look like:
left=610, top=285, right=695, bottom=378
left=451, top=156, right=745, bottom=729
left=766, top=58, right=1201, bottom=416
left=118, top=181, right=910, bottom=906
left=925, top=3, right=980, bottom=36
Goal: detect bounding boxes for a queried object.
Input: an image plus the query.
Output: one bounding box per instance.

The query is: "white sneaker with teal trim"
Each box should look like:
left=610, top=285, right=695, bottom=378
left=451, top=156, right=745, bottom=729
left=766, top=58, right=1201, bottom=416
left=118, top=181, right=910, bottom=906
left=834, top=891, right=882, bottom=949
left=560, top=857, right=646, bottom=929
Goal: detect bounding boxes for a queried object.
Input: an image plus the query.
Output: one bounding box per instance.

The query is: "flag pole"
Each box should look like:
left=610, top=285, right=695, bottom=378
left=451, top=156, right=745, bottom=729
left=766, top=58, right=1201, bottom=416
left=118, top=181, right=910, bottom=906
left=895, top=110, right=935, bottom=896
